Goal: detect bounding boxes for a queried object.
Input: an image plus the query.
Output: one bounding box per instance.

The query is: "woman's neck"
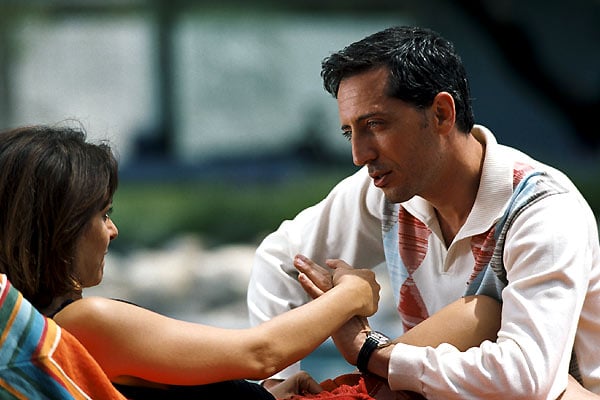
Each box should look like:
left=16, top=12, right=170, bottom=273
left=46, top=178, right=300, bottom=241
left=41, top=292, right=82, bottom=317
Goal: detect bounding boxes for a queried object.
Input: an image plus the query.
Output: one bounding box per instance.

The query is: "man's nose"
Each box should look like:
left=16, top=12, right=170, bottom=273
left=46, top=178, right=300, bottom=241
left=352, top=135, right=377, bottom=166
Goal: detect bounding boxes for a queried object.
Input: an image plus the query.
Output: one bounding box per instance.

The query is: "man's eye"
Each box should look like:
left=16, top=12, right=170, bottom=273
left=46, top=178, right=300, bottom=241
left=342, top=131, right=352, bottom=141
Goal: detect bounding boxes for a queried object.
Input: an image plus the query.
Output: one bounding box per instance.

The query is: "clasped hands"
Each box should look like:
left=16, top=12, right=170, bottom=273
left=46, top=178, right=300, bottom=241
left=293, top=254, right=379, bottom=365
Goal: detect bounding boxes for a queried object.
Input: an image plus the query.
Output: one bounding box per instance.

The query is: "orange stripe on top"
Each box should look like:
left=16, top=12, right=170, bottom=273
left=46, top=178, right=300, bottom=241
left=32, top=318, right=93, bottom=399
left=0, top=288, right=23, bottom=349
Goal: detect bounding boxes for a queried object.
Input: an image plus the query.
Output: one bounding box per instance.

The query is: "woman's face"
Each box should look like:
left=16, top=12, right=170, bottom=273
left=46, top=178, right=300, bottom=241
left=72, top=204, right=119, bottom=288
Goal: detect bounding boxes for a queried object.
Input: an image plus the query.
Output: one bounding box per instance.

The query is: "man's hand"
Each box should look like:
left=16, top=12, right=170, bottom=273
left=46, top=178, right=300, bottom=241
left=267, top=371, right=322, bottom=399
left=293, top=254, right=334, bottom=298
left=294, top=254, right=380, bottom=317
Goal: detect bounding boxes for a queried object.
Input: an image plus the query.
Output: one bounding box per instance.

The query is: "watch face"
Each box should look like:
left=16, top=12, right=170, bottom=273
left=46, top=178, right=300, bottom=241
left=368, top=330, right=391, bottom=348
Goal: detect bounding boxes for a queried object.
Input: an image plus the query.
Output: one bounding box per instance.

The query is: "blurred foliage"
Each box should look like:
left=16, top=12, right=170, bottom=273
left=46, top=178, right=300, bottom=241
left=111, top=167, right=357, bottom=251
left=111, top=167, right=600, bottom=252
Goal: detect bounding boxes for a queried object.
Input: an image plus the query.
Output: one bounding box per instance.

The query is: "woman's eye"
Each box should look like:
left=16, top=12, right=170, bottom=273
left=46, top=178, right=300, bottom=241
left=103, top=207, right=113, bottom=221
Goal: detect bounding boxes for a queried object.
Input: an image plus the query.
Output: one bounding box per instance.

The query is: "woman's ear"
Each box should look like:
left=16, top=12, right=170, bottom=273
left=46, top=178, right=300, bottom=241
left=432, top=92, right=455, bottom=135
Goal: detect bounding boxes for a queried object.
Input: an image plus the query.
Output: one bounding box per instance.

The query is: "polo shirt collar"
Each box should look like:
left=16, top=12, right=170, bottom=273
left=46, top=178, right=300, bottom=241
left=402, top=125, right=515, bottom=240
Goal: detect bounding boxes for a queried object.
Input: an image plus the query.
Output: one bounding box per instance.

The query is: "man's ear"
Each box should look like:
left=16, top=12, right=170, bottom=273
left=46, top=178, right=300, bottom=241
left=432, top=92, right=455, bottom=135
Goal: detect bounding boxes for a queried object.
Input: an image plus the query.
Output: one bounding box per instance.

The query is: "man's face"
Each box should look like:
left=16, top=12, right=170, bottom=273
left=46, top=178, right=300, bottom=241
left=336, top=67, right=443, bottom=203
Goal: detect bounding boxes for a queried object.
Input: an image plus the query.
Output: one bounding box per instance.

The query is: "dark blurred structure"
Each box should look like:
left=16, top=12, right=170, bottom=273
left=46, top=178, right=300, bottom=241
left=454, top=0, right=599, bottom=150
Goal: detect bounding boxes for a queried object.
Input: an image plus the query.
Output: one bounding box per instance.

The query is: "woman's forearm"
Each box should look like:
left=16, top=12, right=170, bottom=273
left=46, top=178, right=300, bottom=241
left=247, top=282, right=372, bottom=378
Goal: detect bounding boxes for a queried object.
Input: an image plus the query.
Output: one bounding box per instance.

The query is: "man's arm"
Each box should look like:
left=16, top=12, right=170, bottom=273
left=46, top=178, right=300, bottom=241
left=383, top=193, right=596, bottom=398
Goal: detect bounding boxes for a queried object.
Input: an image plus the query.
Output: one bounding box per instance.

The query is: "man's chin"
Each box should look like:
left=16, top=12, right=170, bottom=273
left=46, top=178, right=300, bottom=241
left=382, top=189, right=412, bottom=204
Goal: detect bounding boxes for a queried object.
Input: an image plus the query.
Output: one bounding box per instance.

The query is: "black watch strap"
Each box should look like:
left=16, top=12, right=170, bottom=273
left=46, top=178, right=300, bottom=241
left=356, top=331, right=390, bottom=373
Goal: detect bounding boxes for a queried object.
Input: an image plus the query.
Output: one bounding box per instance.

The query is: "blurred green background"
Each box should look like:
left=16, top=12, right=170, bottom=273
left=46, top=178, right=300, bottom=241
left=111, top=166, right=358, bottom=250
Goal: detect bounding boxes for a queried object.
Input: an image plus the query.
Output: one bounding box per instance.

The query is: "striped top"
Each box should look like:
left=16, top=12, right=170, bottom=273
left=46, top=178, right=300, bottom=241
left=0, top=273, right=125, bottom=399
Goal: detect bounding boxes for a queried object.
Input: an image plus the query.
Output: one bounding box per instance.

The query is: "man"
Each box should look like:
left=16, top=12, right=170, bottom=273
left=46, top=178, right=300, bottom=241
left=247, top=26, right=600, bottom=398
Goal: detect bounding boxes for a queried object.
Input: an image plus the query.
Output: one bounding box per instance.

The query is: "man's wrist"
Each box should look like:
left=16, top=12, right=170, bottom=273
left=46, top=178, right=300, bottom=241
left=356, top=330, right=392, bottom=373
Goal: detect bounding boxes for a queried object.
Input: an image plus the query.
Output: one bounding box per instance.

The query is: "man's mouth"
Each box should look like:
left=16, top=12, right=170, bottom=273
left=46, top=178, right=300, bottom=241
left=369, top=170, right=390, bottom=188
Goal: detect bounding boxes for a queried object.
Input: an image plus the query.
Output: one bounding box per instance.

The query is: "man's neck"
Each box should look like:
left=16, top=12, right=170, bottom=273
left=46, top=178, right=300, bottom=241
left=429, top=134, right=485, bottom=247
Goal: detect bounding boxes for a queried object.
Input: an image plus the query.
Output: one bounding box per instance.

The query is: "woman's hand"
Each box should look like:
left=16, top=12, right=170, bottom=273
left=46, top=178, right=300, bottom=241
left=267, top=371, right=322, bottom=399
left=294, top=254, right=380, bottom=317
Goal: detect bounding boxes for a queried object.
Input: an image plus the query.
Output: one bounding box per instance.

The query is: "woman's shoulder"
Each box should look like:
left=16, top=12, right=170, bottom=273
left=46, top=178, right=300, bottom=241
left=53, top=296, right=131, bottom=328
left=57, top=296, right=114, bottom=312
left=54, top=296, right=167, bottom=335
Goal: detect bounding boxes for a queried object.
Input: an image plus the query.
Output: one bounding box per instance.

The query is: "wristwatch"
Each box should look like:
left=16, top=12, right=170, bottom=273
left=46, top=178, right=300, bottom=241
left=356, top=330, right=392, bottom=373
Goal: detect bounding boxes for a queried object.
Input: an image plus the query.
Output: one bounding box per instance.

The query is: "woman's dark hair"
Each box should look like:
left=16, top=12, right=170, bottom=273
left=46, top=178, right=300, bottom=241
left=321, top=26, right=475, bottom=133
left=0, top=124, right=118, bottom=310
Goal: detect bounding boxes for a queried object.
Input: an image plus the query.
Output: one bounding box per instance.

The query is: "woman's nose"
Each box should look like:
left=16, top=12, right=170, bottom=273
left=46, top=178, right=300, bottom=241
left=108, top=219, right=119, bottom=240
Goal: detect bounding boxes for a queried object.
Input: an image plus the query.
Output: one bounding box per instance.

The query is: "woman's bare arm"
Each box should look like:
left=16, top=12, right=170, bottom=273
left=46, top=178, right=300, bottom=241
left=54, top=263, right=380, bottom=385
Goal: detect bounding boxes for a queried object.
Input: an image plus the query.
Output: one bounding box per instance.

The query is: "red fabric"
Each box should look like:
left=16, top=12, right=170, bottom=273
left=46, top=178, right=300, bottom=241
left=288, top=373, right=425, bottom=400
left=288, top=375, right=375, bottom=399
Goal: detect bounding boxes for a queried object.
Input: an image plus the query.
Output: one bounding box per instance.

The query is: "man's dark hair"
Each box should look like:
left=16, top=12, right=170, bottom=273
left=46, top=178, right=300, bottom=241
left=321, top=26, right=475, bottom=132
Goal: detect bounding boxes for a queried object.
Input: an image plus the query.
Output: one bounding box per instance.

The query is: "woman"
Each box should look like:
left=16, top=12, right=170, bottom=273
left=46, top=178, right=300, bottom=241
left=0, top=124, right=381, bottom=399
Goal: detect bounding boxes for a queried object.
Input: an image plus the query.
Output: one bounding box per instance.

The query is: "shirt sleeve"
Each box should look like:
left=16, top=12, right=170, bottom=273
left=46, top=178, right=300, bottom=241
left=388, top=191, right=596, bottom=399
left=246, top=166, right=385, bottom=379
